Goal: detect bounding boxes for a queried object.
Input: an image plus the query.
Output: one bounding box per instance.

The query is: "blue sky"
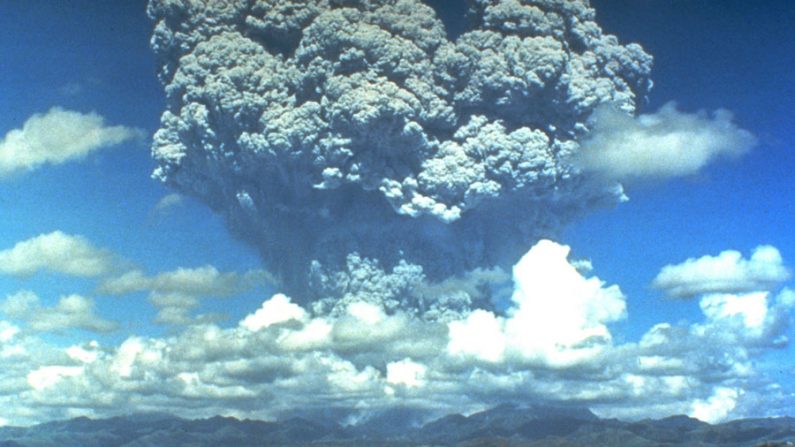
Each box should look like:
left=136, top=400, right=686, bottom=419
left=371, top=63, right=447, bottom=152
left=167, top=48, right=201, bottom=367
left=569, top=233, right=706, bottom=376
left=0, top=0, right=265, bottom=340
left=0, top=0, right=793, bottom=426
left=568, top=0, right=795, bottom=338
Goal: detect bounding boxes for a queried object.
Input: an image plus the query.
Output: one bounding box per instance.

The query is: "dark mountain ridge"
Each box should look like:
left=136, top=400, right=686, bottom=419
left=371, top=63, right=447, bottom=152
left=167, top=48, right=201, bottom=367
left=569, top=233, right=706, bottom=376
left=2, top=405, right=794, bottom=447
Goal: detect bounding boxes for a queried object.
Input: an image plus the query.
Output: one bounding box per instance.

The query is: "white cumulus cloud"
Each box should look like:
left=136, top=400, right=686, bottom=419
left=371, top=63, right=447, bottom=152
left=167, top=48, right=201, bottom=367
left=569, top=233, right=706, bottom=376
left=578, top=102, right=756, bottom=180
left=27, top=366, right=84, bottom=391
left=0, top=107, right=143, bottom=178
left=0, top=291, right=117, bottom=333
left=690, top=387, right=742, bottom=424
left=0, top=231, right=115, bottom=277
left=447, top=240, right=626, bottom=368
left=447, top=309, right=506, bottom=363
left=240, top=294, right=307, bottom=331
left=652, top=245, right=791, bottom=299
left=386, top=358, right=427, bottom=389
left=700, top=292, right=769, bottom=333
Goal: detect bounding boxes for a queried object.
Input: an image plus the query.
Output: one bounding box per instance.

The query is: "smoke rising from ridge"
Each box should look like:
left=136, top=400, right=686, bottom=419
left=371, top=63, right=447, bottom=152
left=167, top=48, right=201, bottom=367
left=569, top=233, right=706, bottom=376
left=148, top=0, right=652, bottom=302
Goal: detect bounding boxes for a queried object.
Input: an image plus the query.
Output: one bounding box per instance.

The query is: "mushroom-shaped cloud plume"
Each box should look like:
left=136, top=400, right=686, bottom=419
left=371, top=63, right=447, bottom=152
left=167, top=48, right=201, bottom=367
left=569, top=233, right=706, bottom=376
left=148, top=0, right=652, bottom=302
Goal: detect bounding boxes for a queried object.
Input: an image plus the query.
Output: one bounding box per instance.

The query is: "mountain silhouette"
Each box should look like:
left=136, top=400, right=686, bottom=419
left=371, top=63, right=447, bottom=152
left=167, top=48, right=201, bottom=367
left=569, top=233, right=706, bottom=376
left=1, top=405, right=793, bottom=446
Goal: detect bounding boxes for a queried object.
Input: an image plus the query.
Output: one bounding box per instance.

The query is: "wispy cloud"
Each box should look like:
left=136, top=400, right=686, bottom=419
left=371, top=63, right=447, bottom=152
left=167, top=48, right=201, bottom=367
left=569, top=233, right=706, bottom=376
left=153, top=193, right=184, bottom=213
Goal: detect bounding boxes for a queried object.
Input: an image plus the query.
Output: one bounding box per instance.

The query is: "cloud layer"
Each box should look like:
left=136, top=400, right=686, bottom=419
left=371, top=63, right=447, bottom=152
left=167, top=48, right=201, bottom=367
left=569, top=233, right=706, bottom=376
left=1, top=238, right=791, bottom=426
left=0, top=107, right=143, bottom=178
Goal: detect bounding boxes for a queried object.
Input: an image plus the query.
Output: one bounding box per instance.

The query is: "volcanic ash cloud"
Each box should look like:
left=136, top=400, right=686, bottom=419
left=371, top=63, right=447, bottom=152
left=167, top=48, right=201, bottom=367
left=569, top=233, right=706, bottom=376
left=148, top=0, right=652, bottom=303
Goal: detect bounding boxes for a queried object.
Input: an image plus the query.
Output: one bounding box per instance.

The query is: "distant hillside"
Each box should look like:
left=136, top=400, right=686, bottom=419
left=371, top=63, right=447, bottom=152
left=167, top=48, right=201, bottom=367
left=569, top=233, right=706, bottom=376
left=1, top=404, right=794, bottom=447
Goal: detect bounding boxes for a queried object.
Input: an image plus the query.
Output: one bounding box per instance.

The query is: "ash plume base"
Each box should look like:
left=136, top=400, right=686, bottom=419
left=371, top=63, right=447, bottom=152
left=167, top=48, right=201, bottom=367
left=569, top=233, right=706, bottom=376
left=220, top=179, right=614, bottom=303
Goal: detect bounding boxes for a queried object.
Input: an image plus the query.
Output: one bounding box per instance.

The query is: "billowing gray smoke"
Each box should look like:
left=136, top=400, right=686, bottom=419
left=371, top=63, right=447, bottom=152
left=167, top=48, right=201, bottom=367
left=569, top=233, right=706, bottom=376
left=148, top=0, right=651, bottom=304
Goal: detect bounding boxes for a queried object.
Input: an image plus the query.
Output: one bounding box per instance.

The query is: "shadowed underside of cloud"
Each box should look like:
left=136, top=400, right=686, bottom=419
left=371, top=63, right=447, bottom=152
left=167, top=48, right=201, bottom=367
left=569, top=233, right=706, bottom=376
left=1, top=239, right=792, bottom=426
left=0, top=107, right=143, bottom=178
